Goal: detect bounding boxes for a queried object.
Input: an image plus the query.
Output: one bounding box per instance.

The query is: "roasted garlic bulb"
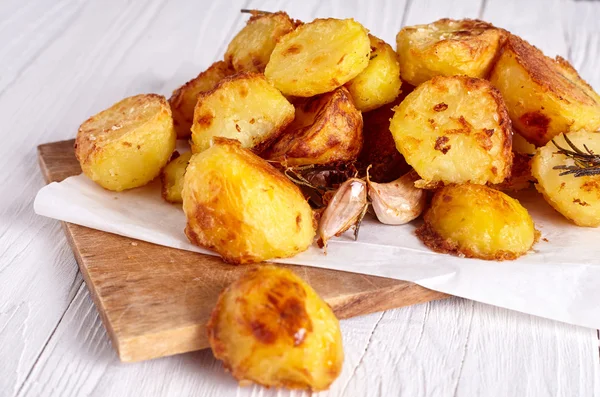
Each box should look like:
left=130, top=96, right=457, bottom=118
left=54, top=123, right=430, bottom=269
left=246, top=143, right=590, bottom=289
left=207, top=265, right=344, bottom=391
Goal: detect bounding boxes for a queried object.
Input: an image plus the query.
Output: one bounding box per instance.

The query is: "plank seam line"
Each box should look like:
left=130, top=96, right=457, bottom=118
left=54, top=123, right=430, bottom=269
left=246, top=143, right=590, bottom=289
left=14, top=276, right=85, bottom=397
left=339, top=311, right=385, bottom=396
left=452, top=300, right=475, bottom=397
left=0, top=0, right=88, bottom=101
left=400, top=0, right=412, bottom=28
left=478, top=0, right=488, bottom=19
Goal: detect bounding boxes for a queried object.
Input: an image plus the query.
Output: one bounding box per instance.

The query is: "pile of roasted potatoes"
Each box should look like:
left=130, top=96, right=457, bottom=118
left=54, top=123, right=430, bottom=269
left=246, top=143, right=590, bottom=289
left=74, top=10, right=600, bottom=390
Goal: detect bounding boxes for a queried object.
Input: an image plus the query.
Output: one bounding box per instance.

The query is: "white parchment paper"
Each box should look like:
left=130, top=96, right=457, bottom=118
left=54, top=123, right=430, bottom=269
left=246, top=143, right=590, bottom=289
left=34, top=175, right=600, bottom=329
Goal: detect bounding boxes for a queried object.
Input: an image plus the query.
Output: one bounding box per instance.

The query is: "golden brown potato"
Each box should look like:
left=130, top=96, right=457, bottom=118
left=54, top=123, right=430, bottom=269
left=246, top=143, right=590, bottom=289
left=490, top=35, right=600, bottom=147
left=345, top=34, right=402, bottom=112
left=389, top=76, right=513, bottom=186
left=207, top=265, right=344, bottom=391
left=396, top=19, right=507, bottom=86
left=160, top=151, right=192, bottom=203
left=358, top=94, right=412, bottom=182
left=225, top=11, right=296, bottom=73
left=264, top=86, right=363, bottom=166
left=532, top=130, right=600, bottom=227
left=191, top=72, right=294, bottom=153
left=183, top=138, right=315, bottom=264
left=512, top=132, right=537, bottom=155
left=492, top=152, right=534, bottom=192
left=75, top=94, right=176, bottom=192
left=265, top=18, right=370, bottom=97
left=169, top=61, right=235, bottom=139
left=417, top=184, right=538, bottom=260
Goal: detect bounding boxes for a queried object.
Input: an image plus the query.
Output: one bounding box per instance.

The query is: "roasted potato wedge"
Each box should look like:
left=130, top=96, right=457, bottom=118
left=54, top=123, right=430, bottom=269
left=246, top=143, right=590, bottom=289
left=265, top=18, right=370, bottom=97
left=183, top=139, right=315, bottom=264
left=75, top=94, right=176, bottom=192
left=512, top=132, right=537, bottom=155
left=345, top=34, right=402, bottom=112
left=207, top=265, right=344, bottom=391
left=389, top=76, right=513, bottom=186
left=225, top=11, right=296, bottom=73
left=490, top=35, right=600, bottom=146
left=169, top=61, right=235, bottom=139
left=358, top=94, right=411, bottom=182
left=417, top=184, right=538, bottom=260
left=396, top=18, right=507, bottom=86
left=191, top=73, right=294, bottom=153
left=264, top=87, right=363, bottom=166
left=160, top=151, right=192, bottom=203
left=532, top=130, right=600, bottom=227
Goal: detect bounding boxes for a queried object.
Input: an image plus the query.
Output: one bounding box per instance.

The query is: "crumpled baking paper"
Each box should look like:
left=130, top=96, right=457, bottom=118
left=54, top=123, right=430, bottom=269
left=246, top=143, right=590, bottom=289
left=34, top=174, right=600, bottom=329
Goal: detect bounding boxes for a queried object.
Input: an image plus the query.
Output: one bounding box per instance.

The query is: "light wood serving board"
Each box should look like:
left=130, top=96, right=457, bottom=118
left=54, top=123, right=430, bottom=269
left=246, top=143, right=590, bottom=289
left=37, top=139, right=448, bottom=363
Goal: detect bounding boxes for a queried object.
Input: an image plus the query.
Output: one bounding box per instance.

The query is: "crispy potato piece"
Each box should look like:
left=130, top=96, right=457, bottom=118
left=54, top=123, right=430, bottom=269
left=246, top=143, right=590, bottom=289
left=490, top=35, right=600, bottom=146
left=75, top=94, right=176, bottom=192
left=183, top=139, right=315, bottom=264
left=389, top=76, right=513, bottom=186
left=264, top=87, right=363, bottom=166
left=345, top=35, right=402, bottom=112
left=160, top=151, right=192, bottom=203
left=169, top=61, right=235, bottom=139
left=225, top=11, right=296, bottom=73
left=265, top=18, right=370, bottom=97
left=396, top=19, right=507, bottom=86
left=358, top=92, right=412, bottom=182
left=532, top=131, right=600, bottom=227
left=191, top=73, right=294, bottom=153
left=492, top=152, right=534, bottom=192
left=207, top=265, right=343, bottom=391
left=417, top=184, right=538, bottom=260
left=512, top=132, right=537, bottom=155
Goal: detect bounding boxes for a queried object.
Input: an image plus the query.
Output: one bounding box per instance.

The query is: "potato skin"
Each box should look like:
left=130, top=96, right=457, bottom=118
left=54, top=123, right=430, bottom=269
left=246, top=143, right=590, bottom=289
left=417, top=184, right=537, bottom=260
left=160, top=151, right=192, bottom=203
left=265, top=18, right=370, bottom=97
left=169, top=61, right=235, bottom=139
left=207, top=265, right=343, bottom=391
left=358, top=93, right=412, bottom=182
left=390, top=76, right=513, bottom=186
left=183, top=139, right=315, bottom=264
left=490, top=35, right=600, bottom=146
left=396, top=19, right=507, bottom=86
left=191, top=72, right=294, bottom=153
left=75, top=94, right=176, bottom=192
left=225, top=11, right=296, bottom=73
left=532, top=130, right=600, bottom=227
left=264, top=87, right=363, bottom=166
left=345, top=35, right=402, bottom=112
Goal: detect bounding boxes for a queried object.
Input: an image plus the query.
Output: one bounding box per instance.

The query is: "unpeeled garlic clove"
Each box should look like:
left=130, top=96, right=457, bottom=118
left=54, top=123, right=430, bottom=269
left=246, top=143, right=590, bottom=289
left=318, top=178, right=368, bottom=251
left=367, top=170, right=426, bottom=225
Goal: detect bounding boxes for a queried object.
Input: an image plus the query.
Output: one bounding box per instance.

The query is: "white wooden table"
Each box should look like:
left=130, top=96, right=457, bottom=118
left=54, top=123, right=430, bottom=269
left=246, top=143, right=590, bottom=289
left=2, top=0, right=599, bottom=396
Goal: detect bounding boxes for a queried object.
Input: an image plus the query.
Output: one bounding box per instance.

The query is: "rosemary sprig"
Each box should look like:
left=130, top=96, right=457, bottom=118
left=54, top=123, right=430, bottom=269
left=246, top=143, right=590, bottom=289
left=552, top=134, right=600, bottom=177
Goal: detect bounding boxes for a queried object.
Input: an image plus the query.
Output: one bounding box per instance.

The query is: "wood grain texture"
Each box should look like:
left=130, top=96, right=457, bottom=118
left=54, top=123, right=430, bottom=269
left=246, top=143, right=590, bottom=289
left=2, top=0, right=600, bottom=395
left=37, top=139, right=447, bottom=362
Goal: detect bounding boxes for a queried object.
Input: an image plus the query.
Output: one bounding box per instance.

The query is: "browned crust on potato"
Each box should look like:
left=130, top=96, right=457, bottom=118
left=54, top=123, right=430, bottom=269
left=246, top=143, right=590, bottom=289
left=264, top=86, right=363, bottom=165
left=504, top=34, right=598, bottom=106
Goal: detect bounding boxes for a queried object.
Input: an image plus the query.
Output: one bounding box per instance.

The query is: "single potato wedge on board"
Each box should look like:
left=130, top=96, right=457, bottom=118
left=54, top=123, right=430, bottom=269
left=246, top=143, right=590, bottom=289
left=490, top=35, right=600, bottom=147
left=75, top=94, right=176, bottom=192
left=160, top=151, right=192, bottom=203
left=207, top=265, right=344, bottom=391
left=345, top=34, right=402, bottom=112
left=183, top=138, right=315, bottom=264
left=264, top=87, right=363, bottom=166
left=169, top=61, right=235, bottom=139
left=417, top=184, right=538, bottom=260
left=396, top=18, right=507, bottom=86
left=265, top=18, right=370, bottom=97
left=191, top=72, right=294, bottom=153
left=532, top=130, right=600, bottom=227
left=225, top=10, right=296, bottom=73
left=389, top=76, right=513, bottom=186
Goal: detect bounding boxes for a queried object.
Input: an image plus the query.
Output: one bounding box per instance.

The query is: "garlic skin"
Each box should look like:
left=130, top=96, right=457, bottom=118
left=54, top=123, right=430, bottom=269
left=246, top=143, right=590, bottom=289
left=318, top=178, right=368, bottom=250
left=367, top=170, right=426, bottom=225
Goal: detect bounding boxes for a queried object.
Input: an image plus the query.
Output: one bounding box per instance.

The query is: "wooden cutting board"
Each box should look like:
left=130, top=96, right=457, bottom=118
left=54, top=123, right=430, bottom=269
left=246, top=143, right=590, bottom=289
left=37, top=139, right=448, bottom=363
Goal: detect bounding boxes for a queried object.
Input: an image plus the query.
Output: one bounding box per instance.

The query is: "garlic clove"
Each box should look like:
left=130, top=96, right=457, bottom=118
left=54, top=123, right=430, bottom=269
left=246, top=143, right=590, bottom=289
left=317, top=178, right=368, bottom=250
left=367, top=170, right=426, bottom=225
